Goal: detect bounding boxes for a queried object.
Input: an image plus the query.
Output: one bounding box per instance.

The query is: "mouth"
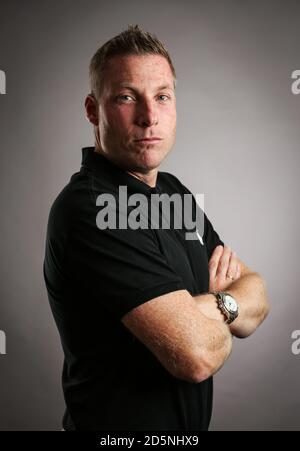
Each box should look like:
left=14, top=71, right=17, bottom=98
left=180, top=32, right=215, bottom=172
left=134, top=138, right=162, bottom=144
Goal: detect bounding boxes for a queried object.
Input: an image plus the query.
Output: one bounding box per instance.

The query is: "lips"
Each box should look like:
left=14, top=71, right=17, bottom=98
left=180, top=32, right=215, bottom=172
left=135, top=137, right=162, bottom=142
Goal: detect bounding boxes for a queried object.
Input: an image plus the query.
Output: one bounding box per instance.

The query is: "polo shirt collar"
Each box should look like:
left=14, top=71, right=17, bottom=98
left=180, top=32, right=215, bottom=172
left=81, top=147, right=162, bottom=196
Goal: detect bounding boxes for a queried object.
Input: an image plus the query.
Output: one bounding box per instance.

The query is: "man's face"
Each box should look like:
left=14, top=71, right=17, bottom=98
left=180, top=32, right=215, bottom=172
left=96, top=54, right=177, bottom=174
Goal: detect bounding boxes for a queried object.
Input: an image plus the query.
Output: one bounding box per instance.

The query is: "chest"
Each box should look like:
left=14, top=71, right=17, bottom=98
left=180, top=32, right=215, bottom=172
left=154, top=227, right=210, bottom=295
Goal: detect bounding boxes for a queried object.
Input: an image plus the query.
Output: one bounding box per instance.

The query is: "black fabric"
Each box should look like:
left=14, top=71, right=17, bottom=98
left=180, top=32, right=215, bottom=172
left=43, top=147, right=224, bottom=431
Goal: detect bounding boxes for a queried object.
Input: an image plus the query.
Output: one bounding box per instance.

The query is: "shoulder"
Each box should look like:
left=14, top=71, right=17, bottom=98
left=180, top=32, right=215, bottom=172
left=158, top=171, right=191, bottom=195
left=47, top=171, right=92, bottom=231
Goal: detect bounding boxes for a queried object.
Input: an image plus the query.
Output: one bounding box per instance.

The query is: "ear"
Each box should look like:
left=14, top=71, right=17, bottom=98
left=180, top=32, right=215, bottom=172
left=85, top=94, right=99, bottom=126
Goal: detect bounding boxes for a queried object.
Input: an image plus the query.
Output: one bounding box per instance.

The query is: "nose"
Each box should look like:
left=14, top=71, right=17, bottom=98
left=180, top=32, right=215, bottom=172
left=135, top=99, right=158, bottom=127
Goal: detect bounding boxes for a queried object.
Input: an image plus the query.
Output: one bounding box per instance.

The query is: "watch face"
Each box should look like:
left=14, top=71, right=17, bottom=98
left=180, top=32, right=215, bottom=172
left=224, top=294, right=238, bottom=313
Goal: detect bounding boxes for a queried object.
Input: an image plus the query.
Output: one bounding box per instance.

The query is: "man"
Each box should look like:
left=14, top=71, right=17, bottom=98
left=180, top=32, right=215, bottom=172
left=43, top=25, right=270, bottom=431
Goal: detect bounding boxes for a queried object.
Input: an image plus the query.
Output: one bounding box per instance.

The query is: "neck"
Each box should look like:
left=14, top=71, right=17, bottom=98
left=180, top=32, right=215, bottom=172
left=126, top=169, right=158, bottom=188
left=94, top=145, right=159, bottom=188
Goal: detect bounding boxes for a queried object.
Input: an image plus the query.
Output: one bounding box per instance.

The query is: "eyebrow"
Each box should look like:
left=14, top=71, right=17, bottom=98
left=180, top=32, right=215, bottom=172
left=114, top=83, right=174, bottom=91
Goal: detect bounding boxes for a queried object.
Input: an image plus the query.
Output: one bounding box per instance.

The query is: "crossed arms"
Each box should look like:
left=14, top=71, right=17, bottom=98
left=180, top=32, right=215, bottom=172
left=121, top=244, right=270, bottom=384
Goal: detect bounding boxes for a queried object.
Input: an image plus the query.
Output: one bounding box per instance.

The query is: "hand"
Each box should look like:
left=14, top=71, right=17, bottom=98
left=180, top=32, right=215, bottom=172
left=208, top=244, right=242, bottom=293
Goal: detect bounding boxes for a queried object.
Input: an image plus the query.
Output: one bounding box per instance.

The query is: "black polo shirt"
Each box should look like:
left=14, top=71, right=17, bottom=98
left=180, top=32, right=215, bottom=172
left=43, top=147, right=224, bottom=431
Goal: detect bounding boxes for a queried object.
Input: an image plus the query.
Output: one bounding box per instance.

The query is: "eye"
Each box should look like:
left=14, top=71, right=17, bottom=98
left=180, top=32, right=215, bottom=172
left=117, top=94, right=135, bottom=102
left=157, top=94, right=170, bottom=101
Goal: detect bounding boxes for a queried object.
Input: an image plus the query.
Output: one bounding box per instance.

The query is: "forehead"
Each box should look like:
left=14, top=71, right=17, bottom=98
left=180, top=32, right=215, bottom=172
left=103, top=54, right=174, bottom=89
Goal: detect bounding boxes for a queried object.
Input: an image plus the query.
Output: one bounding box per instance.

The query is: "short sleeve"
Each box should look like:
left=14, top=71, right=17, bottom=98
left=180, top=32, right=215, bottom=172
left=67, top=224, right=187, bottom=322
left=203, top=212, right=225, bottom=261
left=174, top=177, right=225, bottom=262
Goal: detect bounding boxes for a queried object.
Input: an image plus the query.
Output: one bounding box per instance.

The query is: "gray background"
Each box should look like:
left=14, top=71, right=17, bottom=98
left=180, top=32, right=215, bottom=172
left=0, top=0, right=299, bottom=431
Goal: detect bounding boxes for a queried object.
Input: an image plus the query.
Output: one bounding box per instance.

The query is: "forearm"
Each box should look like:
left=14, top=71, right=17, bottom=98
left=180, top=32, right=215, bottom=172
left=225, top=272, right=270, bottom=338
left=192, top=293, right=233, bottom=376
left=205, top=243, right=270, bottom=338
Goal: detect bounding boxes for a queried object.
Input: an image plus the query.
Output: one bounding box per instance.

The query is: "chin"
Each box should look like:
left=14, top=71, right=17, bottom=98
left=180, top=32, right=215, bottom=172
left=138, top=148, right=169, bottom=170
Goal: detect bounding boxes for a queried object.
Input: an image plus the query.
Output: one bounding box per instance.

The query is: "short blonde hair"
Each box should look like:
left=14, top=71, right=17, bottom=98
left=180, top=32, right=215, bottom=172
left=89, top=24, right=177, bottom=101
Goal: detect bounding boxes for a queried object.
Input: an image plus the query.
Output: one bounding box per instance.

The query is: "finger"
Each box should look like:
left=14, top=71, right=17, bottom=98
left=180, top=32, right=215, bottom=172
left=209, top=245, right=223, bottom=265
left=208, top=245, right=224, bottom=280
left=226, top=250, right=239, bottom=280
left=235, top=262, right=242, bottom=278
left=209, top=244, right=224, bottom=260
left=217, top=244, right=232, bottom=277
left=208, top=245, right=223, bottom=268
